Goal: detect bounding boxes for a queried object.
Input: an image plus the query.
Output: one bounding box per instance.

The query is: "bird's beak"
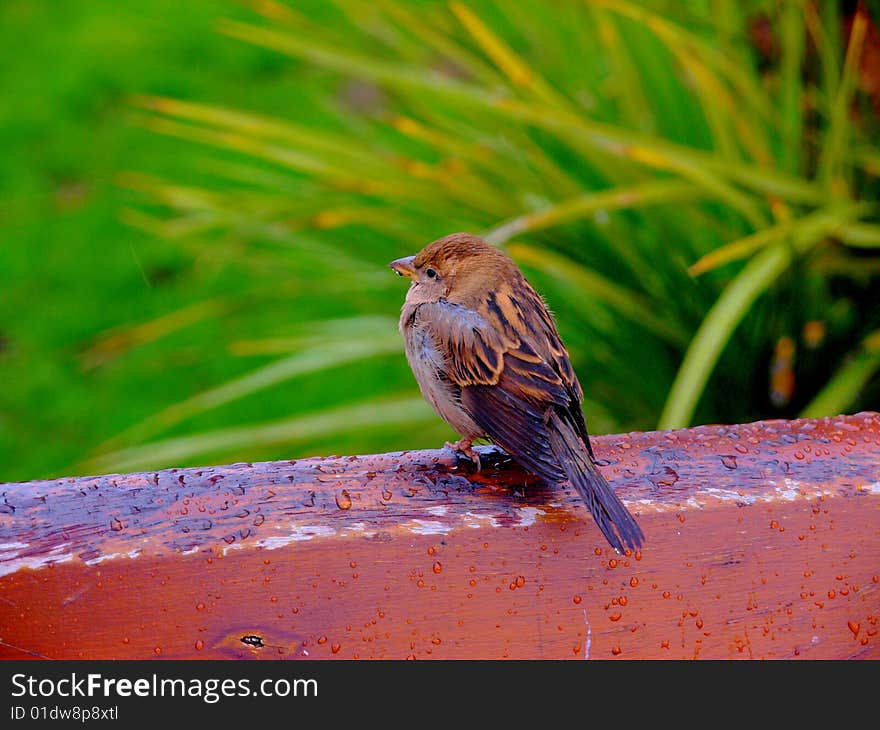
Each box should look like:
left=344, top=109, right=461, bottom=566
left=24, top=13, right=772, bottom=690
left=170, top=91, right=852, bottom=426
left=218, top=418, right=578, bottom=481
left=389, top=255, right=418, bottom=281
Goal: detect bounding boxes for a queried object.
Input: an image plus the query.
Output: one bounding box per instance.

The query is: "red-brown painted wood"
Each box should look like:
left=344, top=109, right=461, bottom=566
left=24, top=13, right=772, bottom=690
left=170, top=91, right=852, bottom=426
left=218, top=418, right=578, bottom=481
left=1, top=413, right=878, bottom=660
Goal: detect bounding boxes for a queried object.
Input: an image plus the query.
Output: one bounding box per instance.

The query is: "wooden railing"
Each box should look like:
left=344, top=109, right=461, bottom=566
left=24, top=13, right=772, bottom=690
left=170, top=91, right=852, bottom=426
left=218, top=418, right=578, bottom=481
left=1, top=412, right=878, bottom=659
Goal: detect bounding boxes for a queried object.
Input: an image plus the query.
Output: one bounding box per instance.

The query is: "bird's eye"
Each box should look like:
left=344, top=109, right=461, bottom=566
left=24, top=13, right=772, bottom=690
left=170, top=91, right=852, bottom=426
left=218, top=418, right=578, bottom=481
left=425, top=267, right=438, bottom=279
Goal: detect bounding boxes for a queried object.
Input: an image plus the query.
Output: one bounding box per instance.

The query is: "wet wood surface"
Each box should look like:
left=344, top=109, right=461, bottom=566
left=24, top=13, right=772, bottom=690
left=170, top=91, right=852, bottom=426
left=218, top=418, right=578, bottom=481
left=1, top=412, right=878, bottom=660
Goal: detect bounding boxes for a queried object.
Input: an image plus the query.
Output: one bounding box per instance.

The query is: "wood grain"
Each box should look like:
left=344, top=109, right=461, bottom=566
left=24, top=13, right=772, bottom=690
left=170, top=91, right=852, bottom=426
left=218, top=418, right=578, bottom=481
left=1, top=412, right=878, bottom=659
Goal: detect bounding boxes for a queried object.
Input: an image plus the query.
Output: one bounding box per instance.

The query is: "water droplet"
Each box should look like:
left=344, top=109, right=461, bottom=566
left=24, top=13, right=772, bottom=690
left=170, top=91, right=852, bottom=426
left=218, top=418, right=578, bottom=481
left=350, top=561, right=357, bottom=569
left=416, top=579, right=424, bottom=588
left=572, top=595, right=582, bottom=605
left=611, top=646, right=622, bottom=656
left=609, top=612, right=622, bottom=622
left=630, top=577, right=639, bottom=588
left=110, top=518, right=124, bottom=532
left=769, top=520, right=779, bottom=529
left=662, top=591, right=671, bottom=599
left=432, top=561, right=442, bottom=574
left=847, top=621, right=860, bottom=636
left=696, top=618, right=704, bottom=629
left=619, top=596, right=628, bottom=606
left=336, top=490, right=352, bottom=510
left=594, top=547, right=603, bottom=556
left=153, top=647, right=162, bottom=656
left=660, top=640, right=669, bottom=649
left=608, top=559, right=617, bottom=569
left=431, top=637, right=441, bottom=645
left=196, top=602, right=205, bottom=611
left=122, top=637, right=130, bottom=645
left=331, top=643, right=341, bottom=654
left=381, top=489, right=393, bottom=501
left=317, top=635, right=327, bottom=645
left=721, top=455, right=737, bottom=470
left=195, top=640, right=204, bottom=651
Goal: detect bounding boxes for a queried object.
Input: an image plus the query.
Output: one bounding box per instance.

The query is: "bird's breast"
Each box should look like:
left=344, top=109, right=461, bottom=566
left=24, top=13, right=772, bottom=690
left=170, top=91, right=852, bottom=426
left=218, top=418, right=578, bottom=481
left=402, top=313, right=483, bottom=439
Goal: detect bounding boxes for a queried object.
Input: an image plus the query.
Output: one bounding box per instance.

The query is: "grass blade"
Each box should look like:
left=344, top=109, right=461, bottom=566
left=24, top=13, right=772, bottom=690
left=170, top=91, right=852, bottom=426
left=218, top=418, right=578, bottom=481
left=509, top=242, right=690, bottom=347
left=660, top=199, right=860, bottom=428
left=486, top=178, right=702, bottom=244
left=779, top=0, right=806, bottom=174
left=836, top=223, right=880, bottom=248
left=818, top=6, right=867, bottom=198
left=590, top=0, right=775, bottom=125
left=218, top=18, right=821, bottom=206
left=660, top=244, right=791, bottom=428
left=82, top=396, right=434, bottom=474
left=801, top=330, right=880, bottom=418
left=79, top=299, right=227, bottom=370
left=689, top=202, right=870, bottom=275
left=449, top=1, right=564, bottom=107
left=99, top=326, right=402, bottom=449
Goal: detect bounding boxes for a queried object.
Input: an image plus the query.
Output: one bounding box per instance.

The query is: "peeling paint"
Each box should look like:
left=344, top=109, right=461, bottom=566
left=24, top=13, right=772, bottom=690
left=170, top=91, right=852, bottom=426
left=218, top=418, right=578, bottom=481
left=0, top=542, right=28, bottom=552
left=408, top=519, right=453, bottom=535
left=464, top=512, right=501, bottom=528
left=256, top=523, right=338, bottom=550
left=84, top=549, right=142, bottom=566
left=516, top=506, right=546, bottom=526
left=0, top=547, right=75, bottom=578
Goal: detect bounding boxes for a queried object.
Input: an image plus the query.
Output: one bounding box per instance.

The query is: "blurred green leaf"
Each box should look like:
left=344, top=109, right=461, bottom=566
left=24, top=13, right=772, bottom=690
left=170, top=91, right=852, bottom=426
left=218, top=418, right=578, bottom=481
left=818, top=7, right=867, bottom=197
left=510, top=242, right=689, bottom=347
left=661, top=244, right=792, bottom=429
left=661, top=196, right=867, bottom=428
left=486, top=179, right=702, bottom=244
left=801, top=331, right=880, bottom=418
left=84, top=395, right=434, bottom=474
left=97, top=320, right=402, bottom=450
left=837, top=223, right=880, bottom=248
left=690, top=202, right=871, bottom=275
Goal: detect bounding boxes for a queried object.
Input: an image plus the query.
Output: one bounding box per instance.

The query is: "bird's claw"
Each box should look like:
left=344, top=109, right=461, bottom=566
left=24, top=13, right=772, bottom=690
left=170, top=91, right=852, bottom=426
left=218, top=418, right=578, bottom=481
left=445, top=438, right=481, bottom=471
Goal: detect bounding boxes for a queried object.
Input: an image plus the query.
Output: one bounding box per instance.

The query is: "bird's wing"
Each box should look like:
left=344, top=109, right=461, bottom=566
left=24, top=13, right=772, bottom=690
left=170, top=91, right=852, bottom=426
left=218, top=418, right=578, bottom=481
left=417, top=292, right=642, bottom=552
left=415, top=291, right=576, bottom=478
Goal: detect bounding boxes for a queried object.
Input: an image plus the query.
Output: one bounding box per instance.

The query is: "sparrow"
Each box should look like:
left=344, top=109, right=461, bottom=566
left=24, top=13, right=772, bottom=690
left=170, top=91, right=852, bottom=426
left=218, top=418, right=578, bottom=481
left=390, top=232, right=643, bottom=553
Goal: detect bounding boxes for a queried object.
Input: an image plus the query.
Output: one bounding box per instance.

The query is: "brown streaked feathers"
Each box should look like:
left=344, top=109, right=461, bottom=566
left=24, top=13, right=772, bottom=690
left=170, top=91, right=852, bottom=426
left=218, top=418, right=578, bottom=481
left=390, top=232, right=643, bottom=553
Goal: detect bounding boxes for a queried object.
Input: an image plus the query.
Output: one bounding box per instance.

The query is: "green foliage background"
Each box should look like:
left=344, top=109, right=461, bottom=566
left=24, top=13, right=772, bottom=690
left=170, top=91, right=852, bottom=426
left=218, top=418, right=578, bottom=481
left=1, top=0, right=878, bottom=481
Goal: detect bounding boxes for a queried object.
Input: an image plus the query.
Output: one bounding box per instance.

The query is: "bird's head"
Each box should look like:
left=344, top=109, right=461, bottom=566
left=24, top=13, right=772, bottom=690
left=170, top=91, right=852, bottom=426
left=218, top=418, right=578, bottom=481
left=389, top=232, right=517, bottom=304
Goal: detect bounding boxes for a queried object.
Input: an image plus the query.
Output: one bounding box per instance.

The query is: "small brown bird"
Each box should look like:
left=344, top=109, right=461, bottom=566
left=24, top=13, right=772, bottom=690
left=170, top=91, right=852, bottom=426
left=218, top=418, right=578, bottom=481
left=390, top=232, right=643, bottom=553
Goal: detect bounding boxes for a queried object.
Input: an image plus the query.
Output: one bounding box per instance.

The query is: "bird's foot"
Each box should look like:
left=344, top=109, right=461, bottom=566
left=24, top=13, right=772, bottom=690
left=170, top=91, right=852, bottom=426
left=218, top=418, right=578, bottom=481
left=445, top=437, right=481, bottom=471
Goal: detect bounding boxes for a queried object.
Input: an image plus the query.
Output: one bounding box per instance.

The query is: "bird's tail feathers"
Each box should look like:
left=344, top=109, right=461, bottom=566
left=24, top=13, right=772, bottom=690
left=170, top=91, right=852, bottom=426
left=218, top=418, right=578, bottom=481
left=546, top=411, right=643, bottom=553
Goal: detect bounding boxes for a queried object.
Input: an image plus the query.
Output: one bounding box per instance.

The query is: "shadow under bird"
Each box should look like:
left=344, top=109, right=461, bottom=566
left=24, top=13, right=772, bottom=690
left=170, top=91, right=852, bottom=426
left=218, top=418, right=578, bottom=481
left=390, top=232, right=644, bottom=553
